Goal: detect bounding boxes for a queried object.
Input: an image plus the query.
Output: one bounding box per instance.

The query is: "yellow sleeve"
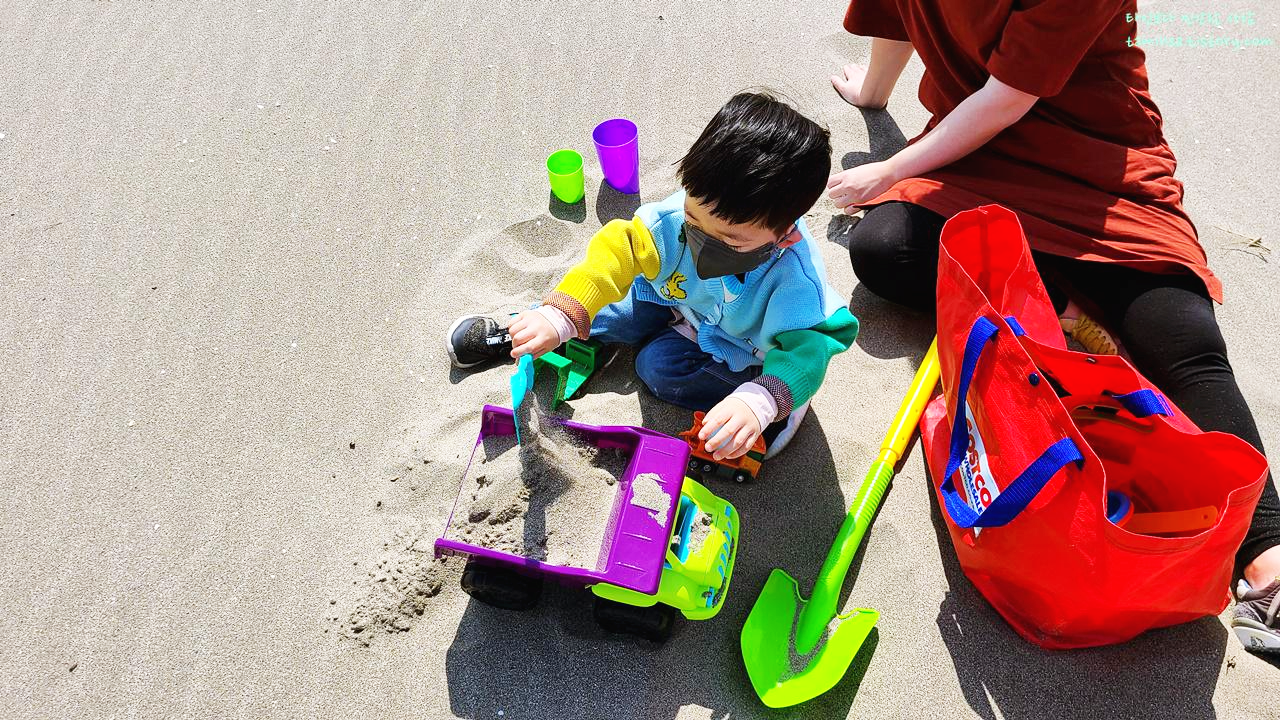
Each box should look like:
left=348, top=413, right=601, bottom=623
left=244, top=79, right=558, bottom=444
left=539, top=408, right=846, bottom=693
left=544, top=216, right=662, bottom=337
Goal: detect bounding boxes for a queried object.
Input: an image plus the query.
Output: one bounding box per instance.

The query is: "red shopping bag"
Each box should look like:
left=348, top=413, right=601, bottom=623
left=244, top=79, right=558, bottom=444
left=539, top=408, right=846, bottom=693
left=920, top=205, right=1270, bottom=649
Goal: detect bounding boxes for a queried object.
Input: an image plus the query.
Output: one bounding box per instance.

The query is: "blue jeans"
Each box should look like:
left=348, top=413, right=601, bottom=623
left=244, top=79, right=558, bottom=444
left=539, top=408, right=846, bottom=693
left=590, top=287, right=761, bottom=412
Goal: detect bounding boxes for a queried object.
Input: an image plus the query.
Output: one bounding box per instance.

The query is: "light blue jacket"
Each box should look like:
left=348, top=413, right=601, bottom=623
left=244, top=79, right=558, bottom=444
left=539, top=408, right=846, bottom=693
left=631, top=191, right=849, bottom=372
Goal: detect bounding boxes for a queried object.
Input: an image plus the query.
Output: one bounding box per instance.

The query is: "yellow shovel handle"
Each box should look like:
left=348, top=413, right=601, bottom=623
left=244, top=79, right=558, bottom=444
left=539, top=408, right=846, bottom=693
left=878, top=339, right=940, bottom=467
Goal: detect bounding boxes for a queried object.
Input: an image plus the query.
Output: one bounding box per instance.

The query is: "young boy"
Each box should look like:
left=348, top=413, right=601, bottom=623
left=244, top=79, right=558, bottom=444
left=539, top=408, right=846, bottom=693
left=447, top=92, right=858, bottom=461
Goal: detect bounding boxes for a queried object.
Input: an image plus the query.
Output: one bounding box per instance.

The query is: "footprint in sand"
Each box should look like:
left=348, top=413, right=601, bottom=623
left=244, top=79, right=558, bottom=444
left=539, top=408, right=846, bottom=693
left=499, top=216, right=577, bottom=258
left=451, top=215, right=591, bottom=298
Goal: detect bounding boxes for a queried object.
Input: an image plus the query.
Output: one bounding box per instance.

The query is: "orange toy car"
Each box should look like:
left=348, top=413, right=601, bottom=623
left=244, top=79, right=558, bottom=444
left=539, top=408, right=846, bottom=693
left=679, top=411, right=765, bottom=484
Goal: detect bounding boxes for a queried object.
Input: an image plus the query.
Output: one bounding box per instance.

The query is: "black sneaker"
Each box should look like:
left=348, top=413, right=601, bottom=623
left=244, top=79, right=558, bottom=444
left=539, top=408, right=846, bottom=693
left=446, top=315, right=513, bottom=368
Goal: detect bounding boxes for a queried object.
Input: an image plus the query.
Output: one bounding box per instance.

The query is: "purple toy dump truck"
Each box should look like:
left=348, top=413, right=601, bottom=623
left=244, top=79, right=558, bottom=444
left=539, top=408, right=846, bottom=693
left=435, top=405, right=741, bottom=642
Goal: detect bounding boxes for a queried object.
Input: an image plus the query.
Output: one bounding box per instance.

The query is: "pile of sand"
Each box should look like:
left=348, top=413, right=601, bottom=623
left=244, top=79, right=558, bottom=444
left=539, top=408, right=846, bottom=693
left=687, top=507, right=713, bottom=552
left=783, top=610, right=844, bottom=680
left=337, top=526, right=449, bottom=646
left=339, top=402, right=628, bottom=646
left=444, top=406, right=626, bottom=569
left=628, top=472, right=672, bottom=526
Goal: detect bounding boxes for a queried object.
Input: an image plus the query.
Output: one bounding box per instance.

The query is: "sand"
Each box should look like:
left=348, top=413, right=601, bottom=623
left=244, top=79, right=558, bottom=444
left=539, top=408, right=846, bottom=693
left=629, top=471, right=672, bottom=527
left=2, top=1, right=1276, bottom=718
left=687, top=507, right=713, bottom=553
left=338, top=526, right=448, bottom=646
left=443, top=409, right=626, bottom=568
left=784, top=609, right=846, bottom=680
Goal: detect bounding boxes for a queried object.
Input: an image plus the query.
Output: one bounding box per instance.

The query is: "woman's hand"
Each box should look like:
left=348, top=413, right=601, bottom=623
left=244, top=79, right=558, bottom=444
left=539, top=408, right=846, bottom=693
left=508, top=311, right=561, bottom=358
left=698, top=398, right=763, bottom=461
left=831, top=63, right=885, bottom=109
left=827, top=161, right=899, bottom=214
left=831, top=40, right=913, bottom=109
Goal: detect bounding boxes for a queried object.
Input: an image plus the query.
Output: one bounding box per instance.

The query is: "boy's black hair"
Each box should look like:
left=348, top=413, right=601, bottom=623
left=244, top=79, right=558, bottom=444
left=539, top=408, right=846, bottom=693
left=677, top=92, right=832, bottom=234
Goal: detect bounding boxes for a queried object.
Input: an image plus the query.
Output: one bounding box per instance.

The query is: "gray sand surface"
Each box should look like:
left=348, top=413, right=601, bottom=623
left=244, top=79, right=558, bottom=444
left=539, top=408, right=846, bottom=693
left=2, top=0, right=1277, bottom=718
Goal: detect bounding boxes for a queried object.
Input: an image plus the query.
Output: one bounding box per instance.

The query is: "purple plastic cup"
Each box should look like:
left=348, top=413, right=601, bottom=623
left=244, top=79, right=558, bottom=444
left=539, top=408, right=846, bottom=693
left=592, top=118, right=640, bottom=195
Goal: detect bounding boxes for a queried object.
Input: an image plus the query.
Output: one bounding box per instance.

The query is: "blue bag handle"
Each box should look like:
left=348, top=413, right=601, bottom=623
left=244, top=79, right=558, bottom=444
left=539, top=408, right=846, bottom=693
left=1111, top=389, right=1171, bottom=418
left=940, top=316, right=1085, bottom=529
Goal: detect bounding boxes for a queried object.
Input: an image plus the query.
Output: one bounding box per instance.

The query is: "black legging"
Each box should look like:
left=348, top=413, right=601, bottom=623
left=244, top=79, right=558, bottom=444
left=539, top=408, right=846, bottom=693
left=849, top=201, right=1279, bottom=571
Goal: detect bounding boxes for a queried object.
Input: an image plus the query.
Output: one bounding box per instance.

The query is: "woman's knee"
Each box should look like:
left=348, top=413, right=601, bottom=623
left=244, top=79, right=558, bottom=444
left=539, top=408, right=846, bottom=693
left=848, top=204, right=911, bottom=271
left=846, top=202, right=944, bottom=310
left=1121, top=285, right=1233, bottom=386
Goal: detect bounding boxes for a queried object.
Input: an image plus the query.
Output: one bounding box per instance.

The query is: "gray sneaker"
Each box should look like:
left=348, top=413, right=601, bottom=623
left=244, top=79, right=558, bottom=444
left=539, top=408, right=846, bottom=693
left=763, top=401, right=810, bottom=460
left=1232, top=577, right=1280, bottom=653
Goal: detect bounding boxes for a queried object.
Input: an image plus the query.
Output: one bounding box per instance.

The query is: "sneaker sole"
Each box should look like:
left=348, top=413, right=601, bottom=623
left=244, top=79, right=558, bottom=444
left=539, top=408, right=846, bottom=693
left=445, top=315, right=488, bottom=370
left=1232, top=620, right=1280, bottom=653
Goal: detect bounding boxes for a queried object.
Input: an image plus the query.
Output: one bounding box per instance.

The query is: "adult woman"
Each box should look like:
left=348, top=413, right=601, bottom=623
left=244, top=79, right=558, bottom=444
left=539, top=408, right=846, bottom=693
left=828, top=0, right=1279, bottom=652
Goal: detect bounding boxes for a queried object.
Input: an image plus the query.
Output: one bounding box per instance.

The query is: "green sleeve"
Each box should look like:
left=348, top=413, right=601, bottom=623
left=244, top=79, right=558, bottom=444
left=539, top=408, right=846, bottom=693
left=752, top=308, right=859, bottom=416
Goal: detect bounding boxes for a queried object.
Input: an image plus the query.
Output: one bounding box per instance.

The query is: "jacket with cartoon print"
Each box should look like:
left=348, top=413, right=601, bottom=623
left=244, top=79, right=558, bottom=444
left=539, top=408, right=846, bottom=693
left=544, top=190, right=859, bottom=418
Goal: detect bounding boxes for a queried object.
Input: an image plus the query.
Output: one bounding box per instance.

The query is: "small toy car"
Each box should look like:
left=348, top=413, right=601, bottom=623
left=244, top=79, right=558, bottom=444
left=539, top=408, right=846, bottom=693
left=679, top=410, right=766, bottom=483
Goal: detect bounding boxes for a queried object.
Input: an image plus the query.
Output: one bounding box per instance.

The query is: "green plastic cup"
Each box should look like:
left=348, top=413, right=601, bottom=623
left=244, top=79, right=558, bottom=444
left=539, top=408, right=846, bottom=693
left=547, top=149, right=585, bottom=204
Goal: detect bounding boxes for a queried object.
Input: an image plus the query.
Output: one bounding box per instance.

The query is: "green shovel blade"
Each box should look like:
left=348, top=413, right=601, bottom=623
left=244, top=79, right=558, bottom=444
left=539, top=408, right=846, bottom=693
left=741, top=569, right=879, bottom=708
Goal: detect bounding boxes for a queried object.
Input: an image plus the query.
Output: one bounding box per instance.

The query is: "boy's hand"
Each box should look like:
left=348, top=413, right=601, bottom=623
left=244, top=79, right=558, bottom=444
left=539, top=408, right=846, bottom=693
left=508, top=311, right=561, bottom=358
left=699, top=398, right=762, bottom=462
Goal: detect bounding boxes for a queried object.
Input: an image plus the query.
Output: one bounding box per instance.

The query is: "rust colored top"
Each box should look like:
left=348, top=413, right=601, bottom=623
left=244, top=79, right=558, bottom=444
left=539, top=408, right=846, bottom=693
left=844, top=0, right=1221, bottom=301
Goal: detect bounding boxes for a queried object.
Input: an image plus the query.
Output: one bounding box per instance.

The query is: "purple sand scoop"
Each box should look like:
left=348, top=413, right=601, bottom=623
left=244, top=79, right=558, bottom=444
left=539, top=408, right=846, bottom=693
left=434, top=405, right=687, bottom=595
left=593, top=118, right=640, bottom=195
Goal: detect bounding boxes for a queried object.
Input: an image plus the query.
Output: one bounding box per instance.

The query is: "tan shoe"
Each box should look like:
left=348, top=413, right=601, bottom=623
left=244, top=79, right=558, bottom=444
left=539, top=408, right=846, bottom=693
left=1059, top=301, right=1119, bottom=356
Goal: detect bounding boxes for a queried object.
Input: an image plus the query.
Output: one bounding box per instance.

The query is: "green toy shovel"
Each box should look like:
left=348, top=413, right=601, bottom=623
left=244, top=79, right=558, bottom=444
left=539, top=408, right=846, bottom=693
left=741, top=339, right=940, bottom=708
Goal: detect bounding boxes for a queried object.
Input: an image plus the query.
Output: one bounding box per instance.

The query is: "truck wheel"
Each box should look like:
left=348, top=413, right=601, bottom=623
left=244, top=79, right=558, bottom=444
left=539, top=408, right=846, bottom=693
left=732, top=470, right=751, bottom=484
left=593, top=597, right=676, bottom=642
left=460, top=560, right=542, bottom=611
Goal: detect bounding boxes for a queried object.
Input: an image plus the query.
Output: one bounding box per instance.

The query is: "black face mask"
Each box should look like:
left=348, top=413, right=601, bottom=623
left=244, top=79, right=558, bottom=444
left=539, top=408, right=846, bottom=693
left=684, top=223, right=777, bottom=279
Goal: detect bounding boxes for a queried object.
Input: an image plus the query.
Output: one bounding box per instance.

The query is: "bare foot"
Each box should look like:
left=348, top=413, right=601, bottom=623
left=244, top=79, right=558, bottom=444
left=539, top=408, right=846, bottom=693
left=830, top=63, right=885, bottom=109
left=1245, top=545, right=1280, bottom=589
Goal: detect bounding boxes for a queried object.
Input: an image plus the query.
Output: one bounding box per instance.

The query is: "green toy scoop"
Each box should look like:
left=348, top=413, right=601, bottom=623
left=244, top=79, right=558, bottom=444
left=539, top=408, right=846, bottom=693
left=741, top=339, right=940, bottom=708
